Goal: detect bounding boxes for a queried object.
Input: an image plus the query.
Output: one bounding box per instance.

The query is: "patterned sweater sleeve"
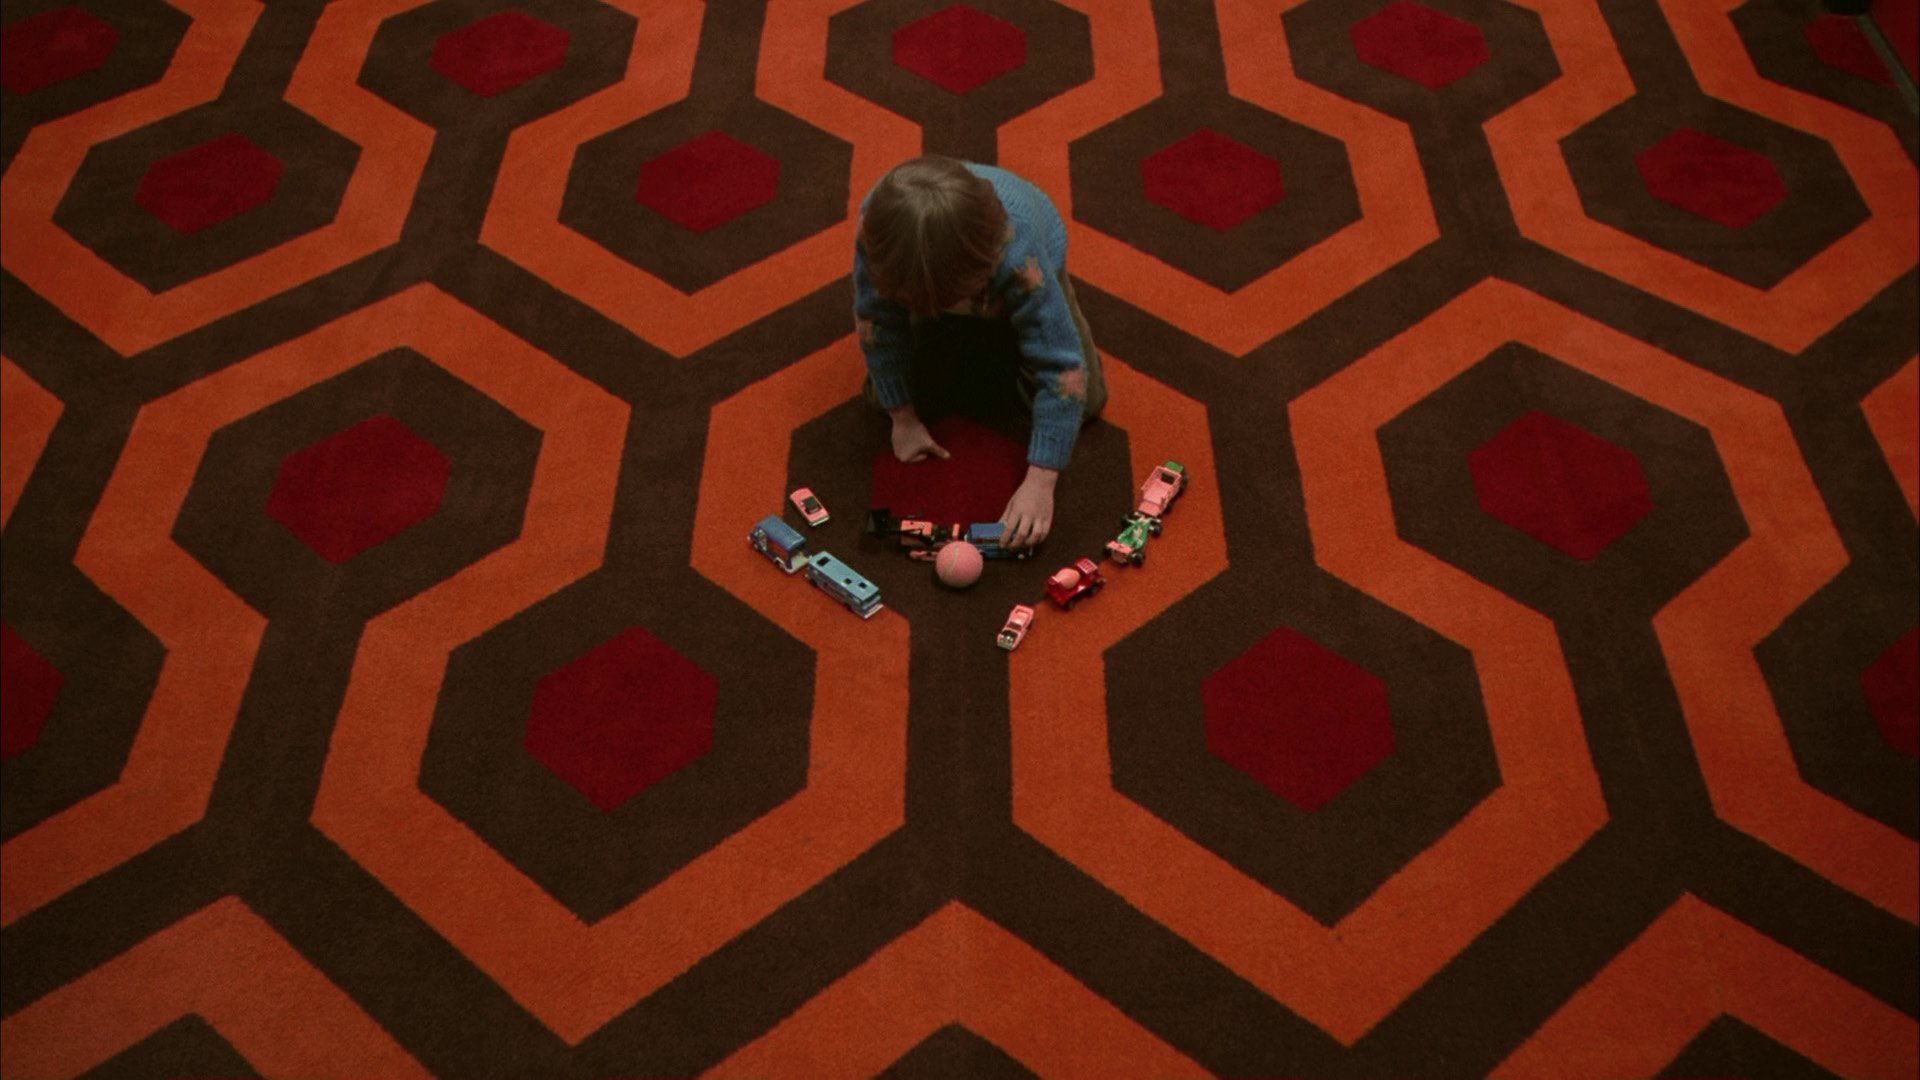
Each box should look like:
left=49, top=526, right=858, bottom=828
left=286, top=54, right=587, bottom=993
left=1004, top=246, right=1088, bottom=471
left=853, top=237, right=914, bottom=409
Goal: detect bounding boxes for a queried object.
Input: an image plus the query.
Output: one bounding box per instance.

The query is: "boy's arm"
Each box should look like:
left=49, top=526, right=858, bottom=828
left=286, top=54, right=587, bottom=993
left=853, top=239, right=914, bottom=408
left=1004, top=255, right=1088, bottom=472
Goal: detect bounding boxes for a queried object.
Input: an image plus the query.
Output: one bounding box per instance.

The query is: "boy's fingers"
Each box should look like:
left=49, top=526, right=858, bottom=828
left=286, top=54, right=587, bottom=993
left=930, top=442, right=951, bottom=459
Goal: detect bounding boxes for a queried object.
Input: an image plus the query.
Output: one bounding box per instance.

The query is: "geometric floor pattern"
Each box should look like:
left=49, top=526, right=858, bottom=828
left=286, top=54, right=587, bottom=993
left=2, top=0, right=1916, bottom=1074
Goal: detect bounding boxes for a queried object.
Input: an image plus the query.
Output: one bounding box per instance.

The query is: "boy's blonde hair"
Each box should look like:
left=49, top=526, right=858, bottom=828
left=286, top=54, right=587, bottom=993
left=861, top=156, right=1008, bottom=316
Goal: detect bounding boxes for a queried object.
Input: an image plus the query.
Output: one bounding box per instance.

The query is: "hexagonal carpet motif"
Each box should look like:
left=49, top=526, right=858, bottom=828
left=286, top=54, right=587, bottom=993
left=135, top=134, right=285, bottom=235
left=0, top=7, right=119, bottom=95
left=266, top=415, right=452, bottom=565
left=0, top=624, right=64, bottom=759
left=635, top=131, right=783, bottom=233
left=1203, top=627, right=1395, bottom=812
left=1141, top=129, right=1286, bottom=232
left=1, top=0, right=1915, bottom=1076
left=1468, top=409, right=1653, bottom=560
left=892, top=4, right=1028, bottom=94
left=524, top=627, right=718, bottom=811
left=1351, top=0, right=1490, bottom=88
left=1636, top=127, right=1788, bottom=229
left=431, top=10, right=571, bottom=97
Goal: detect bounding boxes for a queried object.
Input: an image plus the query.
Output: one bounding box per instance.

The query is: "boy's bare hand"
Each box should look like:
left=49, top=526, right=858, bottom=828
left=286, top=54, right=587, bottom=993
left=1001, top=468, right=1058, bottom=549
left=891, top=415, right=950, bottom=462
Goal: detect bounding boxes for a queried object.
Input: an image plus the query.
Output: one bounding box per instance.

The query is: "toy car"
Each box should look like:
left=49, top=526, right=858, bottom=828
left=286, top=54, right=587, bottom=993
left=1044, top=557, right=1106, bottom=610
left=965, top=521, right=1034, bottom=561
left=1136, top=461, right=1188, bottom=519
left=867, top=508, right=959, bottom=558
left=790, top=487, right=829, bottom=527
left=997, top=604, right=1035, bottom=650
left=1105, top=512, right=1154, bottom=566
left=750, top=514, right=810, bottom=573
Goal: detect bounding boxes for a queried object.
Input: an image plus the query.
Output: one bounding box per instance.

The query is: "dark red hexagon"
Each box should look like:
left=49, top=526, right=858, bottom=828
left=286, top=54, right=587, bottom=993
left=265, top=414, right=452, bottom=564
left=634, top=131, right=782, bottom=234
left=0, top=6, right=120, bottom=96
left=1350, top=0, right=1491, bottom=89
left=523, top=627, right=718, bottom=811
left=134, top=134, right=285, bottom=235
left=1203, top=628, right=1395, bottom=812
left=1141, top=129, right=1285, bottom=233
left=2, top=623, right=64, bottom=759
left=1636, top=128, right=1789, bottom=230
left=891, top=4, right=1028, bottom=94
left=1468, top=410, right=1652, bottom=561
left=430, top=10, right=571, bottom=97
left=1802, top=15, right=1893, bottom=86
left=869, top=416, right=1029, bottom=527
left=1861, top=627, right=1918, bottom=758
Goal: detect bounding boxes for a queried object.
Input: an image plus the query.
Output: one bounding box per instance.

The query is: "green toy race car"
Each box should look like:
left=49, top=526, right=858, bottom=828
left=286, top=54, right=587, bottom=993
left=1105, top=511, right=1158, bottom=566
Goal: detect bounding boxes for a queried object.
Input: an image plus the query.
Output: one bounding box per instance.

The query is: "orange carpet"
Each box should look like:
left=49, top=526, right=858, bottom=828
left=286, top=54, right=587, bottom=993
left=2, top=0, right=1916, bottom=1075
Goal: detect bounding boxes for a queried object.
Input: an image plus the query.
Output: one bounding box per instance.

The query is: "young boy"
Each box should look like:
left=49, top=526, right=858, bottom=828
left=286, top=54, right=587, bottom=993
left=854, top=156, right=1106, bottom=551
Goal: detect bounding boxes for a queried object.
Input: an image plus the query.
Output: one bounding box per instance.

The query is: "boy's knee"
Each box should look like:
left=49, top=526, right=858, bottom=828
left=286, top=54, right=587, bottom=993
left=1082, top=387, right=1107, bottom=423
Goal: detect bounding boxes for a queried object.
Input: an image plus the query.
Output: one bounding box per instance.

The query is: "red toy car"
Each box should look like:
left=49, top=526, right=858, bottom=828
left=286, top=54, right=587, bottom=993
left=1045, top=557, right=1106, bottom=610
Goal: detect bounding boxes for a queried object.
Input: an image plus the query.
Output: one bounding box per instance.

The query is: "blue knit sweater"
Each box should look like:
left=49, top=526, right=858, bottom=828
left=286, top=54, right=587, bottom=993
left=854, top=163, right=1088, bottom=471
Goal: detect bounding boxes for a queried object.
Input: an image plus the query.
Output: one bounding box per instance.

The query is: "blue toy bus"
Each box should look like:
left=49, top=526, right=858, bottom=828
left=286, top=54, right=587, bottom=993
left=750, top=514, right=809, bottom=573
left=804, top=550, right=884, bottom=619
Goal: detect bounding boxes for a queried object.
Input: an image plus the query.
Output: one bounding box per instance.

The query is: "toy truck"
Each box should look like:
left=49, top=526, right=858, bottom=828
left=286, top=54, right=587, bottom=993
left=1136, top=461, right=1188, bottom=519
left=867, top=508, right=961, bottom=560
left=965, top=521, right=1034, bottom=561
left=1044, top=557, right=1106, bottom=610
left=750, top=514, right=809, bottom=573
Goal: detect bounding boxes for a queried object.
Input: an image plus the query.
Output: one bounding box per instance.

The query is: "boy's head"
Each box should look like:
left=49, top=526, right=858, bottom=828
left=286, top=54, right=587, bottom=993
left=861, top=156, right=1009, bottom=316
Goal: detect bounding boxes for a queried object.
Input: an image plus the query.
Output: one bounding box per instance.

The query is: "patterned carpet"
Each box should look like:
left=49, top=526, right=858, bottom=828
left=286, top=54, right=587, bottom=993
left=2, top=0, right=1917, bottom=1075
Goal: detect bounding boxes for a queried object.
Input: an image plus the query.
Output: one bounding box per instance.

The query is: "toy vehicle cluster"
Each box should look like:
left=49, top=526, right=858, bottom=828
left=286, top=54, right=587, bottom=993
left=1105, top=462, right=1184, bottom=566
left=995, top=460, right=1190, bottom=651
left=750, top=489, right=884, bottom=620
left=866, top=509, right=1033, bottom=562
left=750, top=463, right=1192, bottom=643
